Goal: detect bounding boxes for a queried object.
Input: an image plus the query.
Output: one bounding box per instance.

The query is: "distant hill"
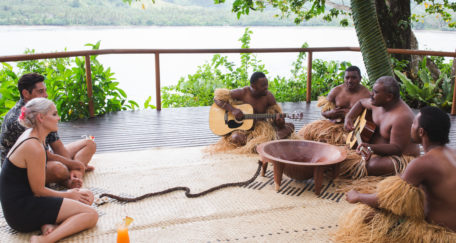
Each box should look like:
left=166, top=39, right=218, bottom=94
left=0, top=0, right=452, bottom=29
left=0, top=0, right=343, bottom=26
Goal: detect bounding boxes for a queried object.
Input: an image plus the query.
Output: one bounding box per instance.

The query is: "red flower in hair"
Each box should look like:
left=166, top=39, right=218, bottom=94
left=19, top=106, right=26, bottom=121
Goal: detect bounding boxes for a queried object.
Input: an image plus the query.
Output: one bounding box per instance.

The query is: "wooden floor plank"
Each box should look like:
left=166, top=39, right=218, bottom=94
left=58, top=102, right=456, bottom=153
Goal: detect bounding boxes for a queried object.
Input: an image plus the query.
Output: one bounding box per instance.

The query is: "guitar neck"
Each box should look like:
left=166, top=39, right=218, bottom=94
left=355, top=132, right=363, bottom=145
left=244, top=113, right=285, bottom=120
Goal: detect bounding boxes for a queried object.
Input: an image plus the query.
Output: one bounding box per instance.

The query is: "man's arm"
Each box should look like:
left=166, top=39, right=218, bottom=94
left=346, top=157, right=426, bottom=207
left=322, top=108, right=350, bottom=120
left=346, top=189, right=379, bottom=208
left=321, top=87, right=347, bottom=120
left=1, top=111, right=26, bottom=153
left=214, top=99, right=235, bottom=113
left=266, top=92, right=286, bottom=127
left=48, top=140, right=85, bottom=171
left=344, top=98, right=370, bottom=131
left=400, top=156, right=428, bottom=186
left=369, top=114, right=413, bottom=156
left=214, top=88, right=244, bottom=121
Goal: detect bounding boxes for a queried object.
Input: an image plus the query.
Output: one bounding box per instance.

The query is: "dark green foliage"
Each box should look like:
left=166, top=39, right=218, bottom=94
left=215, top=0, right=456, bottom=30
left=0, top=63, right=20, bottom=122
left=162, top=28, right=267, bottom=107
left=268, top=43, right=351, bottom=102
left=0, top=41, right=138, bottom=122
left=395, top=57, right=454, bottom=112
left=161, top=28, right=350, bottom=107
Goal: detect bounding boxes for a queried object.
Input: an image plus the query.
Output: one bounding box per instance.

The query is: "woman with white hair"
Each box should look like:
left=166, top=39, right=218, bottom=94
left=0, top=98, right=98, bottom=242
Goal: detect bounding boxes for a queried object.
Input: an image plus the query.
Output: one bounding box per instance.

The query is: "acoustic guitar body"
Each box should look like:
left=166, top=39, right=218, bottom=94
left=209, top=103, right=254, bottom=136
left=346, top=108, right=376, bottom=149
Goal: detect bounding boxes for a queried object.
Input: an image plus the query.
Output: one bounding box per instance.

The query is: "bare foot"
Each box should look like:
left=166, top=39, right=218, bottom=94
left=66, top=177, right=83, bottom=189
left=41, top=224, right=57, bottom=236
left=85, top=165, right=95, bottom=172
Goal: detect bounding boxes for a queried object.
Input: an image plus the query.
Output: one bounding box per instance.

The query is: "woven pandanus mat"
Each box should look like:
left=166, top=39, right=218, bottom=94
left=0, top=147, right=352, bottom=242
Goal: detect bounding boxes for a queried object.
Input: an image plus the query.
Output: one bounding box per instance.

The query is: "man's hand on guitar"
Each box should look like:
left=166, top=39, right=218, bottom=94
left=356, top=142, right=373, bottom=161
left=231, top=108, right=244, bottom=121
left=274, top=114, right=285, bottom=127
left=344, top=117, right=355, bottom=132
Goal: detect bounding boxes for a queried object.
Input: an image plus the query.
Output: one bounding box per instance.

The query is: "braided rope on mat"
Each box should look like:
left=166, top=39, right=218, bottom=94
left=97, top=161, right=262, bottom=204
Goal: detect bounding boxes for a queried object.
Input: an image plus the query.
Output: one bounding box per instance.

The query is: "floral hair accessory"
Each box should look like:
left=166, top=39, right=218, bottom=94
left=18, top=106, right=27, bottom=121
left=82, top=135, right=95, bottom=141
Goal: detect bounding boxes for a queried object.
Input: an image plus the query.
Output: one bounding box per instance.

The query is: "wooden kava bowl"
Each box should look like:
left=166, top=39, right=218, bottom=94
left=257, top=140, right=347, bottom=195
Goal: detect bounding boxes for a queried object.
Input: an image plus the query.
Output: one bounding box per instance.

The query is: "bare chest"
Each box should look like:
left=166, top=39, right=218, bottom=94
left=242, top=96, right=270, bottom=114
left=372, top=111, right=393, bottom=139
left=334, top=92, right=360, bottom=108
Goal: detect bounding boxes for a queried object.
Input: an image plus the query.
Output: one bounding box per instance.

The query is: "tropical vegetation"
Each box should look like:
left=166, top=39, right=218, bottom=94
left=0, top=42, right=139, bottom=123
left=162, top=28, right=353, bottom=108
left=395, top=56, right=455, bottom=111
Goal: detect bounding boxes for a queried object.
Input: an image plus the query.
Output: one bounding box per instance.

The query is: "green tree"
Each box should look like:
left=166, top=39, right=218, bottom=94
left=213, top=0, right=455, bottom=76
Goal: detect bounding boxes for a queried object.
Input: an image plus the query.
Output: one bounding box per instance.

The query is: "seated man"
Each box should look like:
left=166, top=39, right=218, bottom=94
left=0, top=73, right=96, bottom=188
left=342, top=76, right=420, bottom=178
left=298, top=66, right=370, bottom=145
left=209, top=71, right=295, bottom=154
left=334, top=106, right=456, bottom=242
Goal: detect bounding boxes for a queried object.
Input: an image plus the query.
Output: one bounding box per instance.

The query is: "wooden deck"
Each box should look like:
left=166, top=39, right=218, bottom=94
left=58, top=102, right=456, bottom=153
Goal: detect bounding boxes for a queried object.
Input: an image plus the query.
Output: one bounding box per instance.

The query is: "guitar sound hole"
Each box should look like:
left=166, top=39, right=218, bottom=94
left=227, top=120, right=243, bottom=128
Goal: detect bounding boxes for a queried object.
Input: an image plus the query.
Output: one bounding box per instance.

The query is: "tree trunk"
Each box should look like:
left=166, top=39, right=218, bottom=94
left=375, top=0, right=411, bottom=63
left=351, top=0, right=393, bottom=85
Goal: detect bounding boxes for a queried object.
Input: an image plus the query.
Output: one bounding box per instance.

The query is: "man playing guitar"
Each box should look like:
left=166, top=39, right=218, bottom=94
left=212, top=72, right=294, bottom=149
left=344, top=76, right=420, bottom=177
left=297, top=66, right=370, bottom=145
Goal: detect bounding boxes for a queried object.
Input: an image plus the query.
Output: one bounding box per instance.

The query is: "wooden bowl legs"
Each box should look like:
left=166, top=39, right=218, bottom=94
left=272, top=162, right=284, bottom=191
left=261, top=161, right=268, bottom=177
left=260, top=161, right=285, bottom=192
left=313, top=167, right=324, bottom=195
left=261, top=160, right=340, bottom=196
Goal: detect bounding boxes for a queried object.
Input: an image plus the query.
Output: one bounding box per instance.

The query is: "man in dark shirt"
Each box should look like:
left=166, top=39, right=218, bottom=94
left=0, top=73, right=96, bottom=188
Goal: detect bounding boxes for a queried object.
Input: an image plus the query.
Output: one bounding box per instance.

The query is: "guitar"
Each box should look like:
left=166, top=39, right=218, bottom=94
left=345, top=108, right=376, bottom=150
left=209, top=103, right=303, bottom=136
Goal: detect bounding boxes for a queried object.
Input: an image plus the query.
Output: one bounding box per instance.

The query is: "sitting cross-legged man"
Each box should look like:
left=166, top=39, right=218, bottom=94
left=334, top=106, right=456, bottom=242
left=0, top=73, right=96, bottom=188
left=297, top=66, right=370, bottom=145
left=208, top=72, right=295, bottom=154
left=341, top=76, right=420, bottom=178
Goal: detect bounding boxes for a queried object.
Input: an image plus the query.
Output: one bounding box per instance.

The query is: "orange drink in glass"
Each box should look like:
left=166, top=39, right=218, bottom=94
left=117, top=216, right=133, bottom=243
left=117, top=225, right=129, bottom=243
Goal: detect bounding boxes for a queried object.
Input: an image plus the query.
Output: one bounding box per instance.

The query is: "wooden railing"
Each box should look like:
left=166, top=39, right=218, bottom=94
left=1, top=47, right=455, bottom=115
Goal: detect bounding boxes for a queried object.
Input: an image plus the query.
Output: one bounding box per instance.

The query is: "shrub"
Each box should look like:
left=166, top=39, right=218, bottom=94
left=0, top=41, right=139, bottom=122
left=394, top=57, right=454, bottom=111
left=162, top=28, right=352, bottom=107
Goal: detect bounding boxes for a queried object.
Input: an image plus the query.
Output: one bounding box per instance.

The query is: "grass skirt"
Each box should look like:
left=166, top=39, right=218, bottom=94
left=206, top=120, right=278, bottom=154
left=298, top=120, right=346, bottom=145
left=339, top=150, right=415, bottom=179
left=297, top=96, right=346, bottom=145
left=334, top=204, right=456, bottom=243
left=334, top=176, right=456, bottom=242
